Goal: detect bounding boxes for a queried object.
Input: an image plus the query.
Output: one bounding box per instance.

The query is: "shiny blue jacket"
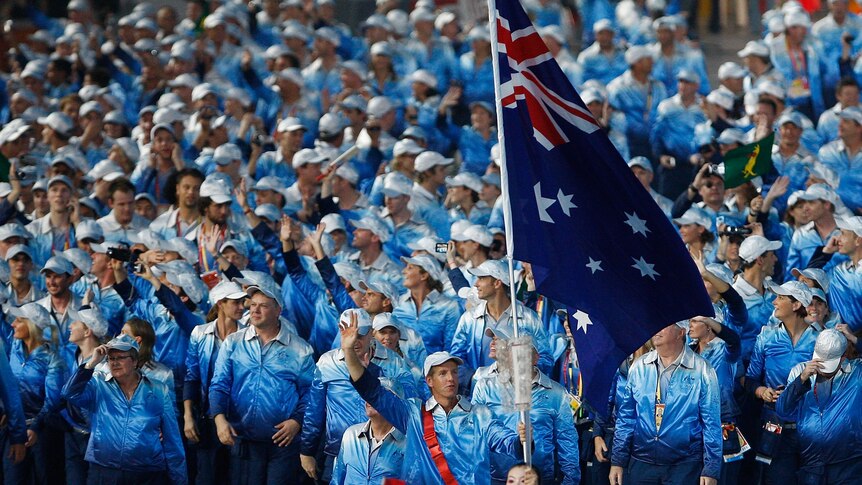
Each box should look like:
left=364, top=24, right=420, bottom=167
left=456, top=52, right=495, bottom=105
left=611, top=348, right=723, bottom=479
left=450, top=300, right=553, bottom=374
left=471, top=364, right=580, bottom=485
left=818, top=139, right=862, bottom=213
left=607, top=71, right=667, bottom=146
left=0, top=339, right=26, bottom=444
left=330, top=421, right=406, bottom=485
left=770, top=37, right=825, bottom=117
left=392, top=290, right=461, bottom=354
left=301, top=344, right=418, bottom=457
left=776, top=358, right=862, bottom=465
left=9, top=340, right=63, bottom=432
left=828, top=260, right=862, bottom=331
left=745, top=322, right=820, bottom=418
left=64, top=366, right=187, bottom=484
left=352, top=366, right=522, bottom=484
left=691, top=326, right=741, bottom=422
left=208, top=323, right=315, bottom=442
left=184, top=321, right=246, bottom=414
left=787, top=223, right=847, bottom=282
left=732, top=276, right=777, bottom=361
left=578, top=43, right=628, bottom=85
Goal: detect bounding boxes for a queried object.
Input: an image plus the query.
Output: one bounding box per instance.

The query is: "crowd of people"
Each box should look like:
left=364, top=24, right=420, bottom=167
left=0, top=0, right=860, bottom=484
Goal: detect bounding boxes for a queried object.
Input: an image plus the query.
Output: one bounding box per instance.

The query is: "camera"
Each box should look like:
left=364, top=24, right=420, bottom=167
left=720, top=226, right=752, bottom=237
left=251, top=129, right=272, bottom=146
left=435, top=243, right=448, bottom=253
left=106, top=246, right=133, bottom=262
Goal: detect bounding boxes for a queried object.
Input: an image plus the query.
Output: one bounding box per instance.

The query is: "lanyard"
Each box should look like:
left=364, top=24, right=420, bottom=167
left=787, top=43, right=807, bottom=79
left=51, top=225, right=71, bottom=252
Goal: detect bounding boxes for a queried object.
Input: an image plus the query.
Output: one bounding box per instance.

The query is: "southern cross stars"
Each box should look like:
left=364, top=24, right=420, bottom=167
left=624, top=212, right=650, bottom=237
left=573, top=310, right=593, bottom=334
left=631, top=257, right=659, bottom=280
left=533, top=183, right=577, bottom=223
left=586, top=258, right=603, bottom=274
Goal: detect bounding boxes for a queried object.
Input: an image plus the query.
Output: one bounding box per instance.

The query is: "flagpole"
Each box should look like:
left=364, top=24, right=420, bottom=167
left=487, top=0, right=532, bottom=466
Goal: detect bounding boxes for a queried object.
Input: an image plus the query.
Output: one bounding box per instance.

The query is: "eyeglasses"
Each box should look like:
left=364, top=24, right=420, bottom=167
left=703, top=181, right=714, bottom=189
left=107, top=355, right=134, bottom=363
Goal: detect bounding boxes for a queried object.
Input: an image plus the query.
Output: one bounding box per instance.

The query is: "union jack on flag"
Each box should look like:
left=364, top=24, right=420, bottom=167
left=492, top=0, right=713, bottom=414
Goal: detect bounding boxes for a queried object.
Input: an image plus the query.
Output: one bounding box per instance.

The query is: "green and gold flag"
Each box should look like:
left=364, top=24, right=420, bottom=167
left=721, top=133, right=775, bottom=189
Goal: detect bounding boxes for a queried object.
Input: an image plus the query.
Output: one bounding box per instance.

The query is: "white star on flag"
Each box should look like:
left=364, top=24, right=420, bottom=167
left=557, top=189, right=577, bottom=216
left=586, top=258, right=603, bottom=274
left=631, top=257, right=660, bottom=280
left=573, top=310, right=593, bottom=334
left=624, top=212, right=650, bottom=237
left=534, top=182, right=556, bottom=223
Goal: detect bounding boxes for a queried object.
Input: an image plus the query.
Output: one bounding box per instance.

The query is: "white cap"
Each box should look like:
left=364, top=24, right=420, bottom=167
left=191, top=83, right=218, bottom=102
left=37, top=112, right=74, bottom=137
left=706, top=90, right=735, bottom=111
left=836, top=216, right=862, bottom=237
left=209, top=281, right=247, bottom=305
left=168, top=73, right=199, bottom=88
left=423, top=351, right=464, bottom=377
left=717, top=62, right=746, bottom=80
left=593, top=18, right=614, bottom=33
left=790, top=267, right=831, bottom=292
left=738, top=235, right=782, bottom=263
left=334, top=164, right=359, bottom=185
left=292, top=148, right=327, bottom=169
left=318, top=113, right=346, bottom=137
left=784, top=11, right=812, bottom=28
left=813, top=329, right=848, bottom=374
left=275, top=68, right=304, bottom=86
left=213, top=143, right=242, bottom=165
left=624, top=45, right=652, bottom=65
left=400, top=254, right=442, bottom=280
left=452, top=224, right=493, bottom=247
left=199, top=179, right=233, bottom=204
left=766, top=279, right=813, bottom=306
left=350, top=215, right=392, bottom=242
left=367, top=96, right=394, bottom=118
left=467, top=259, right=510, bottom=286
left=445, top=172, right=483, bottom=193
left=381, top=172, right=414, bottom=197
left=277, top=117, right=306, bottom=133
left=409, top=69, right=438, bottom=90
left=321, top=213, right=346, bottom=233
left=797, top=183, right=840, bottom=206
left=738, top=40, right=770, bottom=58
left=393, top=139, right=425, bottom=157
left=71, top=306, right=109, bottom=338
left=372, top=312, right=401, bottom=332
left=414, top=151, right=453, bottom=172
left=673, top=207, right=712, bottom=229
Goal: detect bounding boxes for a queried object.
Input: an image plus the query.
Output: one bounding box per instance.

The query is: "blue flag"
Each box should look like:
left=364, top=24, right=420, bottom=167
left=491, top=0, right=714, bottom=413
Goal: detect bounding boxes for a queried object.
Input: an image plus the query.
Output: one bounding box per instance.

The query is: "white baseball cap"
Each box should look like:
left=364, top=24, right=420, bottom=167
left=467, top=259, right=510, bottom=286
left=738, top=235, right=782, bottom=263
left=423, top=351, right=464, bottom=377
left=414, top=151, right=453, bottom=172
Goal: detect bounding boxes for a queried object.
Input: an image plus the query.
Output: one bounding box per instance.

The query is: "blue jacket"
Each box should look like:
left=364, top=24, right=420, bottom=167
left=745, top=322, right=820, bottom=416
left=208, top=323, right=314, bottom=442
left=9, top=340, right=63, bottom=432
left=770, top=36, right=825, bottom=117
left=787, top=222, right=847, bottom=282
left=818, top=139, right=862, bottom=213
left=352, top=365, right=522, bottom=484
left=450, top=300, right=553, bottom=375
left=776, top=358, right=862, bottom=466
left=471, top=364, right=580, bottom=485
left=828, top=260, right=862, bottom=331
left=578, top=43, right=628, bottom=86
left=64, top=365, right=187, bottom=484
left=392, top=290, right=461, bottom=354
left=330, top=420, right=407, bottom=485
left=184, top=321, right=246, bottom=414
left=732, top=276, right=777, bottom=361
left=301, top=344, right=419, bottom=457
left=0, top=339, right=26, bottom=444
left=691, top=326, right=741, bottom=422
left=607, top=71, right=667, bottom=146
left=611, top=347, right=723, bottom=479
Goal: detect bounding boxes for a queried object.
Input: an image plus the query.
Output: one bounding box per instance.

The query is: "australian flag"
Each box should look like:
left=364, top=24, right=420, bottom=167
left=492, top=0, right=714, bottom=412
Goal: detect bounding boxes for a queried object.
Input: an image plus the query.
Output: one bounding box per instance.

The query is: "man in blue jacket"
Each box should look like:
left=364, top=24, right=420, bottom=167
left=610, top=323, right=722, bottom=485
left=208, top=284, right=315, bottom=484
left=64, top=334, right=187, bottom=484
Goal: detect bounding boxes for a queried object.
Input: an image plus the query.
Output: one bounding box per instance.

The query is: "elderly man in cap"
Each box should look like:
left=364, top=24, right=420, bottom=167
left=65, top=334, right=186, bottom=484
left=472, top=327, right=580, bottom=485
left=300, top=308, right=418, bottom=482
left=340, top=312, right=527, bottom=484
left=786, top=184, right=846, bottom=280
left=817, top=105, right=862, bottom=212
left=607, top=45, right=668, bottom=160
left=209, top=284, right=314, bottom=483
left=451, top=259, right=553, bottom=379
left=610, top=323, right=722, bottom=485
left=249, top=117, right=306, bottom=183
left=26, top=175, right=78, bottom=267
left=776, top=327, right=862, bottom=484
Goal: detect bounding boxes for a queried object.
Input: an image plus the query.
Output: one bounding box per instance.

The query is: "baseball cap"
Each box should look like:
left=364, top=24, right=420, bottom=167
left=414, top=151, right=453, bottom=172
left=453, top=224, right=494, bottom=247
left=41, top=255, right=74, bottom=275
left=209, top=281, right=247, bottom=306
left=737, top=40, right=770, bottom=58
left=717, top=62, right=746, bottom=80
left=76, top=219, right=104, bottom=242
left=705, top=263, right=734, bottom=287
left=784, top=11, right=812, bottom=28
left=0, top=223, right=32, bottom=242
left=401, top=126, right=428, bottom=142
left=593, top=18, right=614, bottom=33
left=213, top=144, right=242, bottom=166
left=407, top=235, right=447, bottom=262
left=839, top=106, right=862, bottom=125
left=797, top=183, right=839, bottom=206
left=836, top=216, right=862, bottom=237
left=580, top=88, right=605, bottom=105
left=739, top=236, right=782, bottom=263
left=758, top=81, right=786, bottom=100
left=37, top=112, right=74, bottom=137
left=199, top=179, right=232, bottom=204
left=673, top=207, right=712, bottom=229
left=367, top=96, right=394, bottom=118
left=70, top=306, right=109, bottom=339
left=340, top=60, right=366, bottom=79
left=191, top=83, right=218, bottom=102
left=115, top=138, right=140, bottom=162
left=220, top=239, right=247, bottom=255
left=358, top=277, right=400, bottom=303
left=813, top=329, right=847, bottom=374
left=624, top=45, right=651, bottom=65
left=410, top=69, right=438, bottom=89
left=88, top=160, right=124, bottom=182
left=706, top=89, right=735, bottom=111
left=334, top=164, right=359, bottom=185
left=340, top=94, right=367, bottom=112
left=318, top=113, right=346, bottom=138
left=393, top=139, right=425, bottom=157
left=162, top=238, right=197, bottom=263
left=8, top=303, right=52, bottom=330
left=79, top=101, right=103, bottom=117
left=372, top=312, right=401, bottom=332
left=277, top=117, right=306, bottom=133
left=350, top=216, right=392, bottom=242
left=423, top=351, right=464, bottom=377
left=790, top=267, right=831, bottom=292
left=446, top=172, right=483, bottom=193
left=676, top=68, right=701, bottom=84
left=254, top=204, right=283, bottom=223
left=627, top=156, right=653, bottom=173
left=5, top=245, right=33, bottom=262
left=468, top=259, right=510, bottom=286
left=381, top=172, right=414, bottom=198
left=766, top=280, right=814, bottom=306
left=717, top=128, right=747, bottom=145
left=400, top=254, right=442, bottom=281
left=777, top=111, right=804, bottom=128
left=106, top=334, right=140, bottom=353
left=292, top=148, right=327, bottom=169
left=339, top=308, right=372, bottom=335
left=320, top=213, right=346, bottom=233
left=482, top=172, right=501, bottom=188
left=246, top=285, right=283, bottom=308
left=57, top=248, right=92, bottom=274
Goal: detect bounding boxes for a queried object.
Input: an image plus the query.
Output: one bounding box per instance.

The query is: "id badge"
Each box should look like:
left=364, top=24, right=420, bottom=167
left=200, top=270, right=220, bottom=289
left=764, top=422, right=783, bottom=435
left=655, top=403, right=666, bottom=429
left=788, top=78, right=811, bottom=98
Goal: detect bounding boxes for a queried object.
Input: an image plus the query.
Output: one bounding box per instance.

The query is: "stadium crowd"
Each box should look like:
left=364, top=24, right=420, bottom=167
left=0, top=0, right=860, bottom=484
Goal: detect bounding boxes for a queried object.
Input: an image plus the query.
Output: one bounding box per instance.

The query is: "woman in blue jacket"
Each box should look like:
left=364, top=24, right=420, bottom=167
left=4, top=303, right=64, bottom=485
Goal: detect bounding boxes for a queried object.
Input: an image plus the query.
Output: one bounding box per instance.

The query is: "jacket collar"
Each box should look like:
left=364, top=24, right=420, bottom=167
left=643, top=346, right=696, bottom=370
left=243, top=322, right=291, bottom=346
left=425, top=395, right=471, bottom=413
